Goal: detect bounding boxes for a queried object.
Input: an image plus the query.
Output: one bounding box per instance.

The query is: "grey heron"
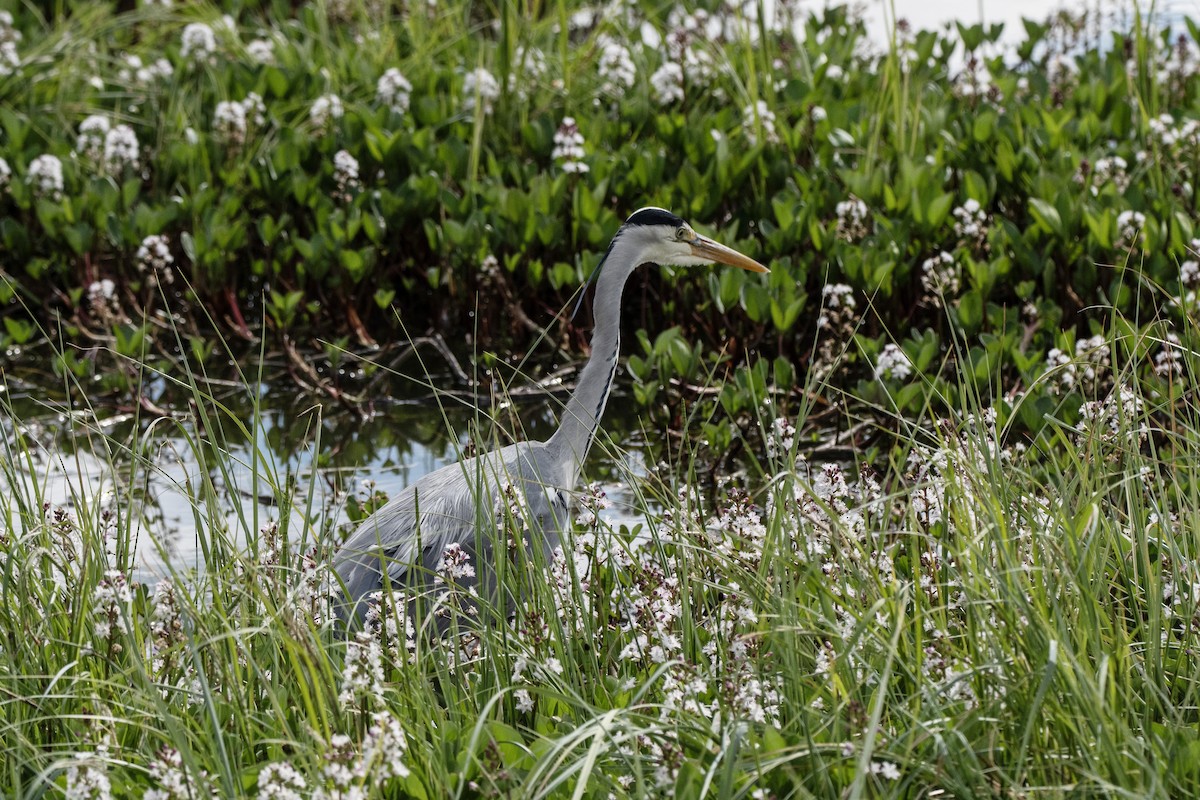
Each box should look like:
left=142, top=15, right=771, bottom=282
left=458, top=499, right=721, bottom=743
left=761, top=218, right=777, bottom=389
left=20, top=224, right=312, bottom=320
left=334, top=207, right=768, bottom=620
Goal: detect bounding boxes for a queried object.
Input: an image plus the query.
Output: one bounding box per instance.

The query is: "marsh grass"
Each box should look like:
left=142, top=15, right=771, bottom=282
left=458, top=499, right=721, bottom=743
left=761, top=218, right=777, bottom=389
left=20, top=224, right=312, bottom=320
left=3, top=290, right=1200, bottom=798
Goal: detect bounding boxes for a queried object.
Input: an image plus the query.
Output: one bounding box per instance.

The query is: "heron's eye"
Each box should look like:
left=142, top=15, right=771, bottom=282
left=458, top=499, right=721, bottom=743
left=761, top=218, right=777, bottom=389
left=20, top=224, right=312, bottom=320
left=675, top=226, right=689, bottom=241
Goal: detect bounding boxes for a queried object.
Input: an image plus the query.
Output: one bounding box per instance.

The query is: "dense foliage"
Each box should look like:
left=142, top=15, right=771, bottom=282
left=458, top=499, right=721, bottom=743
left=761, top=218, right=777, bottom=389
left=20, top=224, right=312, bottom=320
left=2, top=1, right=1199, bottom=434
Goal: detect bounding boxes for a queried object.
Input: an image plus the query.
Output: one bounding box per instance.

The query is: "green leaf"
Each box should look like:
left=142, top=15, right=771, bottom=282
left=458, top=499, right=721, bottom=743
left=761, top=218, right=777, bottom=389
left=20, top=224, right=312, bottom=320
left=1028, top=198, right=1063, bottom=236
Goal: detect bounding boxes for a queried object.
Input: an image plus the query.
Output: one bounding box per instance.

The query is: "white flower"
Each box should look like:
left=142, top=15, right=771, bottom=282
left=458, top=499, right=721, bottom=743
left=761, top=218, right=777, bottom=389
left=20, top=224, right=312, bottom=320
left=514, top=688, right=534, bottom=713
left=551, top=117, right=589, bottom=174
left=333, top=149, right=361, bottom=198
left=952, top=198, right=988, bottom=244
left=818, top=282, right=857, bottom=330
left=650, top=61, right=684, bottom=105
left=213, top=101, right=248, bottom=144
left=311, top=93, right=345, bottom=128
left=742, top=101, right=778, bottom=146
left=920, top=250, right=959, bottom=303
left=144, top=747, right=203, bottom=800
left=103, top=124, right=139, bottom=173
left=256, top=762, right=307, bottom=800
left=212, top=94, right=266, bottom=146
left=1116, top=210, right=1145, bottom=248
left=0, top=10, right=19, bottom=43
left=136, top=235, right=173, bottom=272
left=766, top=416, right=795, bottom=458
left=339, top=630, right=384, bottom=706
left=77, top=115, right=111, bottom=161
left=1091, top=155, right=1129, bottom=193
left=875, top=343, right=912, bottom=381
left=509, top=46, right=548, bottom=97
left=65, top=752, right=113, bottom=800
left=361, top=711, right=412, bottom=780
left=811, top=105, right=828, bottom=122
left=118, top=54, right=173, bottom=84
left=241, top=92, right=266, bottom=126
left=27, top=154, right=64, bottom=200
left=246, top=38, right=275, bottom=64
left=0, top=156, right=10, bottom=188
left=180, top=22, right=217, bottom=64
left=376, top=67, right=413, bottom=114
left=0, top=41, right=18, bottom=77
left=462, top=67, right=499, bottom=115
left=436, top=543, right=476, bottom=582
left=871, top=760, right=901, bottom=781
left=597, top=35, right=635, bottom=95
left=835, top=196, right=869, bottom=241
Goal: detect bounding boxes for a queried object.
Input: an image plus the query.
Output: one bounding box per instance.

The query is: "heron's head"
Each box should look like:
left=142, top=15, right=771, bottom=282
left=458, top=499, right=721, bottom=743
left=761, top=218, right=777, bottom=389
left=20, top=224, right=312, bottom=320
left=618, top=207, right=770, bottom=273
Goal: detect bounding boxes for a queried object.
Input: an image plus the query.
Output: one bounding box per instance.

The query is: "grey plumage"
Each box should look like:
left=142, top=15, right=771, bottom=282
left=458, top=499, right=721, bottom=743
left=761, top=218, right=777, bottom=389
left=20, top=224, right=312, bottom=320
left=333, top=208, right=768, bottom=620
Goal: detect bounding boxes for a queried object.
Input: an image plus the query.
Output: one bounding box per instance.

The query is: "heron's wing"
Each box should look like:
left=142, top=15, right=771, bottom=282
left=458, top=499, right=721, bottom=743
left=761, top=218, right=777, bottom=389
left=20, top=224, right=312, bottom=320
left=333, top=443, right=559, bottom=608
left=335, top=466, right=482, bottom=604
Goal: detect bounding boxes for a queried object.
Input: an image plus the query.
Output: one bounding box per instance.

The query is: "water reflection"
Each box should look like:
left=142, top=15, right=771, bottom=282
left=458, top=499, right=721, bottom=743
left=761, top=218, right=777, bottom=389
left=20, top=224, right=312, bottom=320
left=1, top=352, right=653, bottom=582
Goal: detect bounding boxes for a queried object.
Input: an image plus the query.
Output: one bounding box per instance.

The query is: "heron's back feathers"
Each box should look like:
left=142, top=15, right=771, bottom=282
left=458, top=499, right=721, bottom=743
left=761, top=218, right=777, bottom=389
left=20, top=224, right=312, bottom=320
left=333, top=440, right=565, bottom=618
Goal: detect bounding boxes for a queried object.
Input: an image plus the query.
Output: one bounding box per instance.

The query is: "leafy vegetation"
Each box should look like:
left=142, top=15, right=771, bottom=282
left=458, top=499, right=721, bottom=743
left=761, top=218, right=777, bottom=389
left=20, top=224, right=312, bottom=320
left=1, top=1, right=1198, bottom=434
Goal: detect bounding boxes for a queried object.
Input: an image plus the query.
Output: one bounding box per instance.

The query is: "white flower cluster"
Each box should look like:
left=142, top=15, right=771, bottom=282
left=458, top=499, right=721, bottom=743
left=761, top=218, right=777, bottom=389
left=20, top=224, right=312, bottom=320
left=136, top=234, right=174, bottom=273
left=310, top=93, right=345, bottom=129
left=435, top=541, right=476, bottom=582
left=1044, top=334, right=1111, bottom=396
left=147, top=578, right=185, bottom=675
left=0, top=11, right=20, bottom=77
left=742, top=100, right=778, bottom=147
left=257, top=762, right=307, bottom=800
left=333, top=149, right=361, bottom=199
left=952, top=198, right=988, bottom=247
left=27, top=154, right=64, bottom=200
left=509, top=46, right=550, bottom=99
left=817, top=282, right=857, bottom=331
left=874, top=343, right=912, bottom=381
left=338, top=630, right=385, bottom=707
left=835, top=196, right=869, bottom=242
left=955, top=57, right=999, bottom=103
left=246, top=37, right=275, bottom=64
left=145, top=746, right=208, bottom=800
left=1154, top=331, right=1184, bottom=378
left=180, top=22, right=218, bottom=65
left=213, top=93, right=267, bottom=146
left=551, top=116, right=589, bottom=174
left=1145, top=113, right=1200, bottom=171
left=77, top=115, right=111, bottom=162
left=1078, top=385, right=1147, bottom=449
left=462, top=67, right=499, bottom=115
left=596, top=35, right=635, bottom=97
left=1116, top=209, right=1145, bottom=249
left=65, top=751, right=113, bottom=800
left=103, top=124, right=139, bottom=173
left=376, top=67, right=413, bottom=115
left=1091, top=155, right=1130, bottom=194
left=920, top=250, right=959, bottom=304
left=573, top=482, right=610, bottom=528
left=117, top=54, right=173, bottom=85
left=650, top=61, right=684, bottom=106
left=92, top=569, right=132, bottom=644
left=765, top=416, right=795, bottom=458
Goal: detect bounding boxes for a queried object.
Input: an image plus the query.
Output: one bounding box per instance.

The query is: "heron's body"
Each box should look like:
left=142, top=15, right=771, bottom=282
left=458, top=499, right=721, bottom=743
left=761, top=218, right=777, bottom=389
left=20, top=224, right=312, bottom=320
left=333, top=208, right=767, bottom=619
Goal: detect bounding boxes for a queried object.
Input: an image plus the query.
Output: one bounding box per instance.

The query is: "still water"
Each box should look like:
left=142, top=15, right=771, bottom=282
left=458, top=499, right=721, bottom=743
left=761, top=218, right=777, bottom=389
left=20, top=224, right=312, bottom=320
left=1, top=343, right=653, bottom=581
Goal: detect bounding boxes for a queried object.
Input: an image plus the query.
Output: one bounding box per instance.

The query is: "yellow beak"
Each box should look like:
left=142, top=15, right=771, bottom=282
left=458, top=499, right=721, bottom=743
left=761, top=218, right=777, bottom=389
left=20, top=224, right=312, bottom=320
left=689, top=234, right=770, bottom=273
